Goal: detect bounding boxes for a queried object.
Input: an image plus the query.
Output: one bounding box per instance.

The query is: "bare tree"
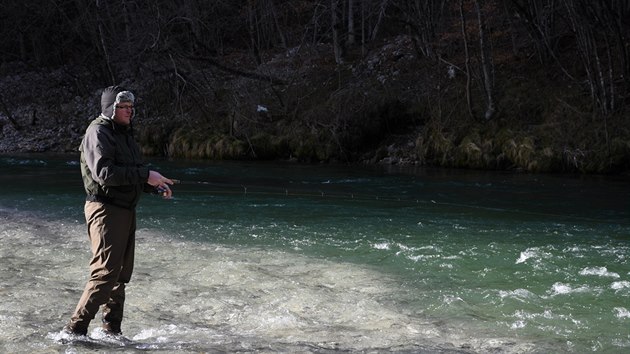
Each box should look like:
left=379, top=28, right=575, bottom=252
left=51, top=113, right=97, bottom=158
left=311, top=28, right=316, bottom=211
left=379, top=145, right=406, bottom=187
left=331, top=0, right=343, bottom=64
left=460, top=0, right=475, bottom=120
left=562, top=0, right=625, bottom=116
left=371, top=0, right=389, bottom=41
left=96, top=0, right=116, bottom=84
left=505, top=0, right=575, bottom=81
left=347, top=0, right=356, bottom=46
left=396, top=0, right=448, bottom=59
left=474, top=0, right=495, bottom=120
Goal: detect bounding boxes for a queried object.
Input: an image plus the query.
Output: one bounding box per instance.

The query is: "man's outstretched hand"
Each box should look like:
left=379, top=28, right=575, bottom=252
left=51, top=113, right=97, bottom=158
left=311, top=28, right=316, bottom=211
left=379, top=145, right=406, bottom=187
left=148, top=170, right=174, bottom=199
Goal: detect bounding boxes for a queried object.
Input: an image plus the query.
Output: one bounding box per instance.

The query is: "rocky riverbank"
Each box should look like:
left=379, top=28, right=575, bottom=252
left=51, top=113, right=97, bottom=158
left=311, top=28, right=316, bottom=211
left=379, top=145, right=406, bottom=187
left=1, top=38, right=629, bottom=174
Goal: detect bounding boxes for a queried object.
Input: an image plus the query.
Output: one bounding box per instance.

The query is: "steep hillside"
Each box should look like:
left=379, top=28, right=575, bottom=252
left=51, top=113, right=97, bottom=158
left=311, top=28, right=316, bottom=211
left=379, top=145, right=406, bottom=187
left=0, top=1, right=629, bottom=174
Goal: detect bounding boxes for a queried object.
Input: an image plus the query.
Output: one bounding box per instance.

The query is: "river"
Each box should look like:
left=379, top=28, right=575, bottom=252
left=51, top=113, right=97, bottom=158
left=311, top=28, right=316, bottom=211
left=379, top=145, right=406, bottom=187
left=0, top=154, right=628, bottom=353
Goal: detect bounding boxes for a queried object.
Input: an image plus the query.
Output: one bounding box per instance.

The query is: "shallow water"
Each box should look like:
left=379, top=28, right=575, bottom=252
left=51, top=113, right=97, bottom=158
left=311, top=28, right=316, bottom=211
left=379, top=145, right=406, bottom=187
left=0, top=155, right=629, bottom=353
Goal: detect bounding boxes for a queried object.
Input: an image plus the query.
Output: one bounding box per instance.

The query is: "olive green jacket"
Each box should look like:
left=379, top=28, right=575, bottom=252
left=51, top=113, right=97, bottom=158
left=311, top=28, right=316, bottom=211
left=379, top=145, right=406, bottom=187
left=79, top=116, right=150, bottom=209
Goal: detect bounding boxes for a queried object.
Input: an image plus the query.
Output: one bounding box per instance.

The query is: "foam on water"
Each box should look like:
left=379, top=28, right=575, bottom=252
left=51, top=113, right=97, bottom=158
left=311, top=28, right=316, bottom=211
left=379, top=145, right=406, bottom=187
left=579, top=266, right=620, bottom=278
left=0, top=209, right=537, bottom=353
left=549, top=282, right=593, bottom=296
left=612, top=280, right=630, bottom=291
left=499, top=289, right=537, bottom=302
left=614, top=307, right=630, bottom=319
left=515, top=247, right=553, bottom=267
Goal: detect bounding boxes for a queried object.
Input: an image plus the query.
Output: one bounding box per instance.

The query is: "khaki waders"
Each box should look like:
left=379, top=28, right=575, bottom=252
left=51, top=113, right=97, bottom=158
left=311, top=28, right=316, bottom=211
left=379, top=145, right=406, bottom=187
left=67, top=201, right=136, bottom=334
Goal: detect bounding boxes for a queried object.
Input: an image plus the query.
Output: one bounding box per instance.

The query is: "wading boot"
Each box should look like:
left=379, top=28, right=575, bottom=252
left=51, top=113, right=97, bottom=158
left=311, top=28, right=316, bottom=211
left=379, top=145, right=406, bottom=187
left=62, top=321, right=88, bottom=336
left=102, top=321, right=122, bottom=336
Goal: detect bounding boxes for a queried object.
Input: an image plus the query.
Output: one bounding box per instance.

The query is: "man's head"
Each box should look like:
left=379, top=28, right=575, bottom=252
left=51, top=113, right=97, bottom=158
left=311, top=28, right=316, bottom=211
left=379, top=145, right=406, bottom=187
left=100, top=86, right=135, bottom=126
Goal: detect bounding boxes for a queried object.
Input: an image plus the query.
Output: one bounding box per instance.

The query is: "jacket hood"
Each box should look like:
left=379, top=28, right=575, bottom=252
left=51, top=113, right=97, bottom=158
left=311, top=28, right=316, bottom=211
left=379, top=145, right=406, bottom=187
left=100, top=86, right=135, bottom=119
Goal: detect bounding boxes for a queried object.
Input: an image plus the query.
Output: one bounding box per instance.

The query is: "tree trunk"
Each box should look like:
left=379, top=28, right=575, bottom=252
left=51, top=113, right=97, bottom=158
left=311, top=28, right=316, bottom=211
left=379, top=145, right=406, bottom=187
left=269, top=0, right=287, bottom=49
left=247, top=0, right=263, bottom=65
left=361, top=0, right=366, bottom=55
left=331, top=0, right=343, bottom=64
left=347, top=0, right=355, bottom=46
left=371, top=0, right=389, bottom=41
left=96, top=0, right=116, bottom=84
left=460, top=0, right=474, bottom=120
left=475, top=0, right=495, bottom=120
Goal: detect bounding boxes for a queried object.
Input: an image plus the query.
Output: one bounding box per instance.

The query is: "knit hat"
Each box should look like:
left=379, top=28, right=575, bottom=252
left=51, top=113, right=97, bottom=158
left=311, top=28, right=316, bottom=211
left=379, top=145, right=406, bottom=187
left=100, top=86, right=135, bottom=119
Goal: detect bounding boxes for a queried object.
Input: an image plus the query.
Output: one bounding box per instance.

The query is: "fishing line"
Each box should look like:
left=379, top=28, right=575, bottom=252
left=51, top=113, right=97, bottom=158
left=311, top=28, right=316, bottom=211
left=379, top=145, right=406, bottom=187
left=170, top=179, right=629, bottom=225
left=2, top=169, right=625, bottom=225
left=171, top=179, right=428, bottom=204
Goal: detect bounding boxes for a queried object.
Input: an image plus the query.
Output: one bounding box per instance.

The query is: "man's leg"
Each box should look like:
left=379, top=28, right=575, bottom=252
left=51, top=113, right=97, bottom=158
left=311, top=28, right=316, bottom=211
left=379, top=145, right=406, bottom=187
left=101, top=282, right=125, bottom=334
left=65, top=202, right=134, bottom=335
left=102, top=211, right=136, bottom=335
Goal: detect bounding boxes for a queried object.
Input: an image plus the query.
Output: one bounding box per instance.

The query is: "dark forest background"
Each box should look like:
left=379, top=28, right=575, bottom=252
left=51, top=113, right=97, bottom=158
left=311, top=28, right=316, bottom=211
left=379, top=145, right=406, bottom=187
left=1, top=0, right=629, bottom=173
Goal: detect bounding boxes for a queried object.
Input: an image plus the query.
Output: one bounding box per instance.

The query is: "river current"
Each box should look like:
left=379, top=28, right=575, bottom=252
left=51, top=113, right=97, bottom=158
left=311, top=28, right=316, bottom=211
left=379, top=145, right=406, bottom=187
left=0, top=154, right=628, bottom=353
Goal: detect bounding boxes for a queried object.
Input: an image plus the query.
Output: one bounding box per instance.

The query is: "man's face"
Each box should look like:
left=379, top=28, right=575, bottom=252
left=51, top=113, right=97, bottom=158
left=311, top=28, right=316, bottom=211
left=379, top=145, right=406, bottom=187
left=113, top=102, right=133, bottom=126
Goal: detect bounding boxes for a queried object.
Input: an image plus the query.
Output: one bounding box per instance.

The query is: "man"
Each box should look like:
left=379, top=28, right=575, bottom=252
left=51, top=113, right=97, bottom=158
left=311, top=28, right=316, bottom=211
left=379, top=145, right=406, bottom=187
left=63, top=86, right=173, bottom=337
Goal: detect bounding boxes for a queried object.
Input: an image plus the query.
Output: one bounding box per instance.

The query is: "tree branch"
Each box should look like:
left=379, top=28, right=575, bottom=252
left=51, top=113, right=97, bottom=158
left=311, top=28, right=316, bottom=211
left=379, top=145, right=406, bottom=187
left=184, top=55, right=287, bottom=85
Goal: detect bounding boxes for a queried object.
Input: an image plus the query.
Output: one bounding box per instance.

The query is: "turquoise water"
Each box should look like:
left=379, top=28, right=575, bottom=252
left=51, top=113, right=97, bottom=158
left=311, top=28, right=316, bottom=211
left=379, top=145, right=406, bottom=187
left=1, top=154, right=629, bottom=353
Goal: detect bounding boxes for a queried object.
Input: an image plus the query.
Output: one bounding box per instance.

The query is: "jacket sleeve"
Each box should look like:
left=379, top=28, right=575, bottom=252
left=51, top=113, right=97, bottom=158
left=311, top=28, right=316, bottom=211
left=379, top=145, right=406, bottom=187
left=82, top=124, right=149, bottom=186
left=143, top=183, right=157, bottom=193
